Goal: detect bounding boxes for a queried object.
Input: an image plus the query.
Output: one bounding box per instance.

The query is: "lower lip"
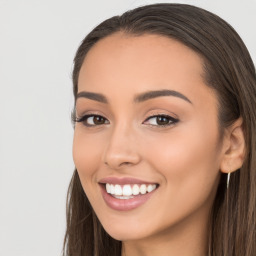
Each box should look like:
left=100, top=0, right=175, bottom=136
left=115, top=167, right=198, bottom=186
left=100, top=185, right=157, bottom=211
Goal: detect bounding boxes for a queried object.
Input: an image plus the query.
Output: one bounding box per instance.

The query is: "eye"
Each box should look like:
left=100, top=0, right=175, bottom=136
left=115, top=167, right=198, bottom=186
left=143, top=114, right=179, bottom=127
left=75, top=114, right=109, bottom=127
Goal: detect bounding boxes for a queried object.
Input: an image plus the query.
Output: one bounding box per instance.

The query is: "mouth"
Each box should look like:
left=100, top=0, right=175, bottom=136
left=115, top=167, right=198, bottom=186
left=99, top=178, right=159, bottom=211
left=104, top=183, right=158, bottom=199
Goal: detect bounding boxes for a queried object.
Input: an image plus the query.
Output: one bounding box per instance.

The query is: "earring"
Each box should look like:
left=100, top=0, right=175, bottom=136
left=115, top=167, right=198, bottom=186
left=227, top=172, right=231, bottom=188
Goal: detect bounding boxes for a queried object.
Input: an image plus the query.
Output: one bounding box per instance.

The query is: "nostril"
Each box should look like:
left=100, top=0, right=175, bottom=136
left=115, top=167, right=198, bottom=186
left=104, top=160, right=133, bottom=167
left=121, top=162, right=132, bottom=166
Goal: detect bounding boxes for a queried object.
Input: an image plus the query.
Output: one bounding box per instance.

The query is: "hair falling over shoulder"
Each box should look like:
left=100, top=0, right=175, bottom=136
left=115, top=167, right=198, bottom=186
left=63, top=4, right=256, bottom=256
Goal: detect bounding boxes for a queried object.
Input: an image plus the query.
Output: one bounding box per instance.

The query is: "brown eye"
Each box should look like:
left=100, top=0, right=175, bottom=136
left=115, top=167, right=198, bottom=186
left=93, top=116, right=106, bottom=125
left=156, top=116, right=170, bottom=125
left=75, top=114, right=109, bottom=127
left=144, top=114, right=179, bottom=127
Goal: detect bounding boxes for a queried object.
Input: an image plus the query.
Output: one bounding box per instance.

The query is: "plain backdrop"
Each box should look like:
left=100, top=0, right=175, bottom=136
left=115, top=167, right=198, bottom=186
left=0, top=0, right=255, bottom=255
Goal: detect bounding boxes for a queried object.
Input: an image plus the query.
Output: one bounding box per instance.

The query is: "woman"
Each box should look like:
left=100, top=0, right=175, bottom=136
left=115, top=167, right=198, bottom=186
left=63, top=3, right=256, bottom=256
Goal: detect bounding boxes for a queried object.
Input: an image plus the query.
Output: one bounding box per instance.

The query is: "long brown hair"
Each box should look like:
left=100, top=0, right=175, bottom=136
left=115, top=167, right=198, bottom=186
left=63, top=4, right=256, bottom=256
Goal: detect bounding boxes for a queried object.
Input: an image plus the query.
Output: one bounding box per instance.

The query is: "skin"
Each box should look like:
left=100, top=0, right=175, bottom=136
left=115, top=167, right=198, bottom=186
left=73, top=33, right=245, bottom=256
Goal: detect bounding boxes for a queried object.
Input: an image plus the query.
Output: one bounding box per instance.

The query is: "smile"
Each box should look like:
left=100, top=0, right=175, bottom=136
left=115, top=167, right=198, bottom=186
left=99, top=178, right=159, bottom=211
left=106, top=183, right=157, bottom=199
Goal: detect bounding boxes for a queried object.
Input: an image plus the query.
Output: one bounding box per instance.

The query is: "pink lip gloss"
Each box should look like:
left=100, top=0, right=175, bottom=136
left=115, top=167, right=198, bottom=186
left=100, top=183, right=158, bottom=211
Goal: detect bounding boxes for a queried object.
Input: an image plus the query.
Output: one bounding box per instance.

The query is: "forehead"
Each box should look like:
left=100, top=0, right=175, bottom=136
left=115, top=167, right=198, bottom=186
left=78, top=32, right=216, bottom=109
left=80, top=32, right=204, bottom=76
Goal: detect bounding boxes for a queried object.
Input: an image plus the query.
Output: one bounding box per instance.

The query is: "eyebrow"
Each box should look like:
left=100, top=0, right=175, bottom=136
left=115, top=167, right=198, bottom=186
left=76, top=89, right=192, bottom=104
left=76, top=91, right=108, bottom=103
left=134, top=89, right=192, bottom=104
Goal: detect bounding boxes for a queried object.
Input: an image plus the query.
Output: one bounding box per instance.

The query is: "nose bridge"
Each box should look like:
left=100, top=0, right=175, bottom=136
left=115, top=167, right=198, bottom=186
left=103, top=119, right=141, bottom=169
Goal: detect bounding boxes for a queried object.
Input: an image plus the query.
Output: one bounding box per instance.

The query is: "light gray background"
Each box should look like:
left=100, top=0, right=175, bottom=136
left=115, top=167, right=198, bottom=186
left=0, top=0, right=255, bottom=255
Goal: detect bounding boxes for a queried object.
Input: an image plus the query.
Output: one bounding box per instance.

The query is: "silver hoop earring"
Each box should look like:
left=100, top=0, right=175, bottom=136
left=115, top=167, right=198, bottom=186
left=227, top=172, right=231, bottom=188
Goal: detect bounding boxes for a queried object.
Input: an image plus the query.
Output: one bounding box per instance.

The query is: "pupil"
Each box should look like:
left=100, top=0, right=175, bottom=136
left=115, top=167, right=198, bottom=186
left=157, top=116, right=169, bottom=125
left=94, top=116, right=104, bottom=124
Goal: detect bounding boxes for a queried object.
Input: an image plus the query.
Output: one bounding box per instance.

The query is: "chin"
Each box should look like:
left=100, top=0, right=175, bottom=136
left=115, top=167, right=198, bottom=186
left=105, top=228, right=146, bottom=241
left=100, top=218, right=150, bottom=241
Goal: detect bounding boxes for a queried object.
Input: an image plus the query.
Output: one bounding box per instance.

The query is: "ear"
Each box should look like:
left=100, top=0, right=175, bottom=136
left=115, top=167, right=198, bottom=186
left=220, top=118, right=245, bottom=174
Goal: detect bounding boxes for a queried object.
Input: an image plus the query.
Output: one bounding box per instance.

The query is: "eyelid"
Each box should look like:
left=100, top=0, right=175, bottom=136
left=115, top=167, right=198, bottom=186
left=74, top=113, right=110, bottom=127
left=143, top=113, right=179, bottom=127
left=73, top=111, right=179, bottom=128
left=74, top=109, right=107, bottom=121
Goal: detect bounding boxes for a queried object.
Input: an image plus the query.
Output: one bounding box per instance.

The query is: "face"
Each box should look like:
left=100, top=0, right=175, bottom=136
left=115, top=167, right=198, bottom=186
left=73, top=33, right=224, bottom=242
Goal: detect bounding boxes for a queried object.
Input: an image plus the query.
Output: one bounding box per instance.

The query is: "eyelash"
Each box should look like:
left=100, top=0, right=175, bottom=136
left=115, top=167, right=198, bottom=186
left=144, top=114, right=179, bottom=127
left=74, top=114, right=179, bottom=128
left=75, top=114, right=110, bottom=127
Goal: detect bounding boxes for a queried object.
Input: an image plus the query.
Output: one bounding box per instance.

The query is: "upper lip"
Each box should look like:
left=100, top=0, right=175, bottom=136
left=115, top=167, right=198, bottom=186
left=99, top=177, right=158, bottom=185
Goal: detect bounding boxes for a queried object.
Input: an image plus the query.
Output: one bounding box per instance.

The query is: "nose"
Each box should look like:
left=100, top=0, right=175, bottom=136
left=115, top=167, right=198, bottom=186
left=102, top=124, right=141, bottom=170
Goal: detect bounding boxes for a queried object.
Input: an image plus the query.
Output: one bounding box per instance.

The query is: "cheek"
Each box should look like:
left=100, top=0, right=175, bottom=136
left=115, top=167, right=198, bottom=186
left=133, top=125, right=221, bottom=230
left=72, top=128, right=103, bottom=188
left=141, top=122, right=221, bottom=197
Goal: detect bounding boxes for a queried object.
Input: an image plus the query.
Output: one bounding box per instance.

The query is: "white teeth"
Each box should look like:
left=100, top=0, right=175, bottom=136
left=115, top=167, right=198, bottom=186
left=114, top=185, right=122, bottom=195
left=123, top=185, right=133, bottom=196
left=110, top=184, right=115, bottom=194
left=105, top=183, right=157, bottom=197
left=113, top=195, right=134, bottom=200
left=132, top=184, right=140, bottom=195
left=140, top=184, right=147, bottom=194
left=147, top=184, right=153, bottom=193
left=106, top=183, right=111, bottom=193
left=147, top=184, right=156, bottom=192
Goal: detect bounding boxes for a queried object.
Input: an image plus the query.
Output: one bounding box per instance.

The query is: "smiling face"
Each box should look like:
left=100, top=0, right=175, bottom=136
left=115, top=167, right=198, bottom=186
left=73, top=33, right=224, bottom=243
